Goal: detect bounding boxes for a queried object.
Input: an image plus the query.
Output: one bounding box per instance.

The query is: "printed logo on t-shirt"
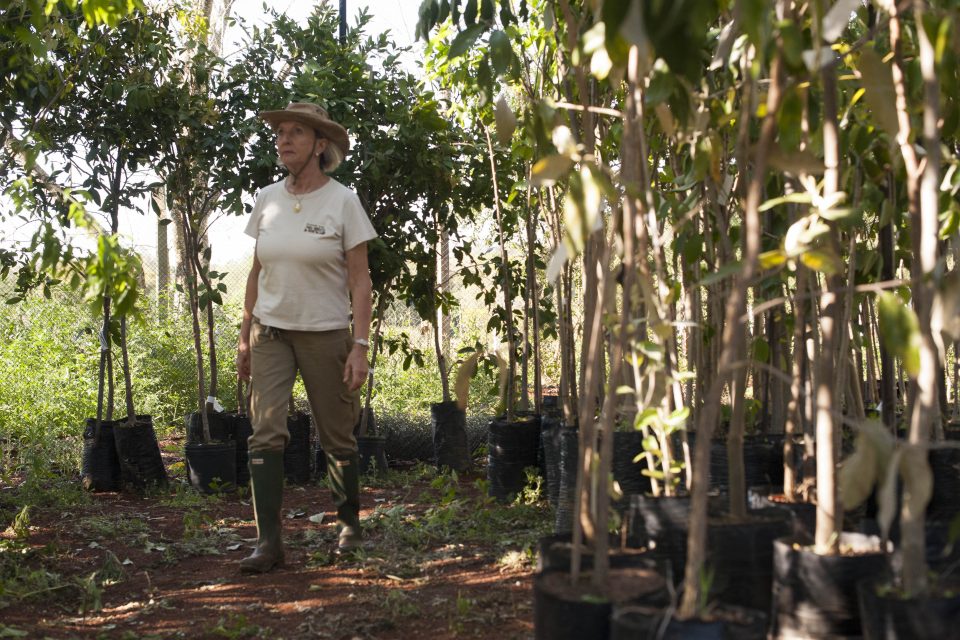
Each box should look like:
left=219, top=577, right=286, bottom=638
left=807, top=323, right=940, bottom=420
left=304, top=223, right=327, bottom=236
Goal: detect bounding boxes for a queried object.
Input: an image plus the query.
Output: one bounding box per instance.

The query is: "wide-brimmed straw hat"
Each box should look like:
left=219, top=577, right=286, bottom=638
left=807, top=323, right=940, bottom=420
left=258, top=102, right=350, bottom=158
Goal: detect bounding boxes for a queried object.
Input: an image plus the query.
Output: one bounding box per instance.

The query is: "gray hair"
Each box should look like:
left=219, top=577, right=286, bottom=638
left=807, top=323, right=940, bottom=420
left=319, top=137, right=344, bottom=172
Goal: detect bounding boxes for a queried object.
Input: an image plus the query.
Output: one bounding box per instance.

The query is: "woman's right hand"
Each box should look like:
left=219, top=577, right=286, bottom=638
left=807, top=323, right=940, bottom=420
left=237, top=342, right=251, bottom=381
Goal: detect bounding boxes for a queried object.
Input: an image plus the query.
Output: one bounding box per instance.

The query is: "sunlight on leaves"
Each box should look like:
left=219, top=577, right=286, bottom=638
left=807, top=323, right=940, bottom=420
left=531, top=154, right=573, bottom=186
left=877, top=292, right=922, bottom=378
left=494, top=96, right=516, bottom=145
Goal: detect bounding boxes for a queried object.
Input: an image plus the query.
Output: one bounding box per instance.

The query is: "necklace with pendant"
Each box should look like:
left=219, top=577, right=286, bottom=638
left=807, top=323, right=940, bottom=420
left=293, top=195, right=303, bottom=213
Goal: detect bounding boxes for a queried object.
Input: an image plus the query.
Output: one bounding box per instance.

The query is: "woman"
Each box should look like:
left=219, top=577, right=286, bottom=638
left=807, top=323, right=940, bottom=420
left=236, top=102, right=376, bottom=573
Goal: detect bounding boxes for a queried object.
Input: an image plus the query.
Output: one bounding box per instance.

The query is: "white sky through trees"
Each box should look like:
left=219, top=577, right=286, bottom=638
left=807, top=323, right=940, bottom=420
left=2, top=1, right=424, bottom=270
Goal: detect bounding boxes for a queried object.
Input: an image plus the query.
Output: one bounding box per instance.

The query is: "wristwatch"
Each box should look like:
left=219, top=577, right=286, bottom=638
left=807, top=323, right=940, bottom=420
left=354, top=338, right=369, bottom=348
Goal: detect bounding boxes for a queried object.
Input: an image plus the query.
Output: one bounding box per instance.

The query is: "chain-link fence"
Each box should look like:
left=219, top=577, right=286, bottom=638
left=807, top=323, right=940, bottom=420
left=0, top=243, right=499, bottom=465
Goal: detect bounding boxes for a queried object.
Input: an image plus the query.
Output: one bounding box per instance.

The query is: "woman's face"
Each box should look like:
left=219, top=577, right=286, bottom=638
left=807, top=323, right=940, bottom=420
left=275, top=121, right=326, bottom=171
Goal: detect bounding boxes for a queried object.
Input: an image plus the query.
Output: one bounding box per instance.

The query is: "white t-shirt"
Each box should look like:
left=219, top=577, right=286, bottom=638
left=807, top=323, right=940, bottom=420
left=244, top=178, right=377, bottom=331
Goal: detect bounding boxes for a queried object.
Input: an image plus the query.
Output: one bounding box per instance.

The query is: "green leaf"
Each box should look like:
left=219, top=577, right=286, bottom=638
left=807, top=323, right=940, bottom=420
left=877, top=449, right=901, bottom=543
left=759, top=192, right=813, bottom=212
left=480, top=0, right=494, bottom=22
left=839, top=432, right=878, bottom=509
left=900, top=446, right=934, bottom=528
left=877, top=291, right=922, bottom=378
left=819, top=208, right=859, bottom=222
left=664, top=407, right=689, bottom=428
left=602, top=0, right=631, bottom=37
left=752, top=337, right=770, bottom=363
left=858, top=46, right=900, bottom=141
left=489, top=30, right=512, bottom=75
left=464, top=0, right=477, bottom=25
left=563, top=163, right=606, bottom=253
left=635, top=408, right=659, bottom=430
left=642, top=435, right=659, bottom=452
left=581, top=594, right=609, bottom=604
left=447, top=23, right=485, bottom=60
left=940, top=205, right=960, bottom=239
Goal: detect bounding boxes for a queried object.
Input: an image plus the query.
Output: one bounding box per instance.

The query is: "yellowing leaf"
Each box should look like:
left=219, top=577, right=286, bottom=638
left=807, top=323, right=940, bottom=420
left=654, top=103, right=676, bottom=137
left=799, top=248, right=843, bottom=274
left=759, top=249, right=787, bottom=269
left=454, top=352, right=480, bottom=410
left=531, top=154, right=573, bottom=187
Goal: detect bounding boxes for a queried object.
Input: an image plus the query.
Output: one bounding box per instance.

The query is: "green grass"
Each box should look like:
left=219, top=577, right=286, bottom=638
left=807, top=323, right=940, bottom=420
left=0, top=287, right=507, bottom=482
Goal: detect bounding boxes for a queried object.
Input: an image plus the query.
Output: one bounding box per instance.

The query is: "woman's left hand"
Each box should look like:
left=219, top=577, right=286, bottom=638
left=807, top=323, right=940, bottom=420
left=343, top=345, right=369, bottom=392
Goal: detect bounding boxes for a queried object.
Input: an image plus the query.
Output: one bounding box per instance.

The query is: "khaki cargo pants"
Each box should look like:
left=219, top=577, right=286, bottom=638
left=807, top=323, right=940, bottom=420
left=248, top=317, right=360, bottom=457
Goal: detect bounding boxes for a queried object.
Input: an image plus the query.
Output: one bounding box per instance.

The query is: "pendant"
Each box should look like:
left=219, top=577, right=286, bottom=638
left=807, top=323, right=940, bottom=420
left=293, top=201, right=302, bottom=213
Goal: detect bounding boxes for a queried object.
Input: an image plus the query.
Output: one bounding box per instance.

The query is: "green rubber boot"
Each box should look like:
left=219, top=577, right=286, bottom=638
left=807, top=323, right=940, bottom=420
left=327, top=453, right=361, bottom=552
left=239, top=449, right=285, bottom=574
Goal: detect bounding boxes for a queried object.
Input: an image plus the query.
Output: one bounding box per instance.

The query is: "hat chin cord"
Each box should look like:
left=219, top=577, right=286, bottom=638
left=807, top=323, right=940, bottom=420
left=286, top=141, right=323, bottom=191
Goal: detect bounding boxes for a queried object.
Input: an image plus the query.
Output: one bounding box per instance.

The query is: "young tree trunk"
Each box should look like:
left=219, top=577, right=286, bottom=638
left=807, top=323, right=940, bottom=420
left=879, top=192, right=897, bottom=428
left=177, top=204, right=210, bottom=441
left=772, top=307, right=788, bottom=433
left=120, top=317, right=135, bottom=425
left=680, top=52, right=784, bottom=619
left=571, top=238, right=609, bottom=584
left=361, top=295, right=388, bottom=435
left=433, top=298, right=449, bottom=404
left=482, top=124, right=516, bottom=420
left=892, top=1, right=939, bottom=594
left=95, top=295, right=112, bottom=434
left=783, top=265, right=809, bottom=501
left=525, top=175, right=542, bottom=413
left=205, top=291, right=218, bottom=405
left=954, top=339, right=960, bottom=420
left=154, top=187, right=170, bottom=322
left=814, top=62, right=843, bottom=555
left=863, top=297, right=879, bottom=407
left=433, top=224, right=451, bottom=403
left=441, top=226, right=451, bottom=362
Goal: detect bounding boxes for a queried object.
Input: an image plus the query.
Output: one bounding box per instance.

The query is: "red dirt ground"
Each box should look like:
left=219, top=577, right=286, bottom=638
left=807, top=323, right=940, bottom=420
left=0, top=440, right=546, bottom=639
